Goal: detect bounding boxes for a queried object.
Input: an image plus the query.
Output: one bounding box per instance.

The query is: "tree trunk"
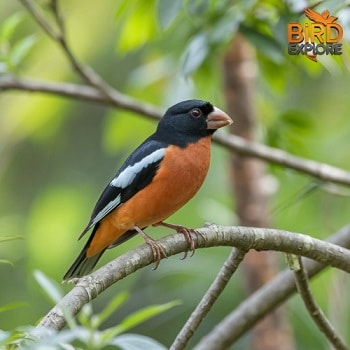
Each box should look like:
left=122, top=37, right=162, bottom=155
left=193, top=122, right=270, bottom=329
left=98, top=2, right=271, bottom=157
left=223, top=34, right=295, bottom=350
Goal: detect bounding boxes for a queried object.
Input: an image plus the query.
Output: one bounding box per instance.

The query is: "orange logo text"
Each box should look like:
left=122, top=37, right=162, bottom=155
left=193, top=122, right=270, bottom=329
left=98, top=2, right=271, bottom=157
left=287, top=8, right=343, bottom=61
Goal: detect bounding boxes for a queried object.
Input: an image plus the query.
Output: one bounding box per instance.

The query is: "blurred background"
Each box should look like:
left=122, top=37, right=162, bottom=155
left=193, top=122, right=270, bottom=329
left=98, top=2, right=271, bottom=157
left=1, top=0, right=350, bottom=349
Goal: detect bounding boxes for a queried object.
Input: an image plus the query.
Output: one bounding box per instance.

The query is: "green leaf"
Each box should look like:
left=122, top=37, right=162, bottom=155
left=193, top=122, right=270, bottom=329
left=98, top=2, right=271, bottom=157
left=240, top=25, right=284, bottom=63
left=186, top=0, right=209, bottom=16
left=102, top=300, right=181, bottom=340
left=10, top=34, right=37, bottom=67
left=115, top=0, right=129, bottom=20
left=0, top=12, right=24, bottom=44
left=266, top=109, right=315, bottom=156
left=281, top=110, right=313, bottom=130
left=157, top=0, right=183, bottom=29
left=182, top=34, right=208, bottom=76
left=119, top=300, right=181, bottom=332
left=209, top=14, right=241, bottom=44
left=0, top=302, right=26, bottom=313
left=92, top=291, right=129, bottom=328
left=78, top=303, right=94, bottom=328
left=0, top=259, right=14, bottom=266
left=109, top=334, right=167, bottom=350
left=34, top=270, right=64, bottom=304
left=0, top=235, right=23, bottom=242
left=116, top=1, right=158, bottom=52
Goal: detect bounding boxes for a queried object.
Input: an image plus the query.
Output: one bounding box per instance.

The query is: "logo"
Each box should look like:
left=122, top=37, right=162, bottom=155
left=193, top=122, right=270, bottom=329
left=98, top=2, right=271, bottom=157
left=287, top=8, right=343, bottom=62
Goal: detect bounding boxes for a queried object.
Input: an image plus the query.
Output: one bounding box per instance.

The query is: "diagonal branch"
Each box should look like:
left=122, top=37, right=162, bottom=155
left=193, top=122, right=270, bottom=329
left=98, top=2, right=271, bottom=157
left=193, top=224, right=350, bottom=350
left=214, top=133, right=350, bottom=187
left=170, top=248, right=247, bottom=350
left=19, top=0, right=60, bottom=41
left=19, top=0, right=118, bottom=100
left=292, top=255, right=348, bottom=350
left=1, top=75, right=350, bottom=187
left=32, top=224, right=350, bottom=335
left=0, top=76, right=163, bottom=119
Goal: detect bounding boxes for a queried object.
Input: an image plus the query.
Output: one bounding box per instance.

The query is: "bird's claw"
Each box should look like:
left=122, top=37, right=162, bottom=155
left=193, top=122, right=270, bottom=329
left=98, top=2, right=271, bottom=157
left=134, top=225, right=167, bottom=269
left=154, top=221, right=204, bottom=259
left=148, top=240, right=167, bottom=270
left=176, top=226, right=196, bottom=258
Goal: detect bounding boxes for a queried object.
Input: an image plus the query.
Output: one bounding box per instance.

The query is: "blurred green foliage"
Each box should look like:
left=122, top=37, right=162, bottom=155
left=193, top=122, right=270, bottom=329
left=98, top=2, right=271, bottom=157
left=1, top=0, right=350, bottom=348
left=1, top=271, right=173, bottom=349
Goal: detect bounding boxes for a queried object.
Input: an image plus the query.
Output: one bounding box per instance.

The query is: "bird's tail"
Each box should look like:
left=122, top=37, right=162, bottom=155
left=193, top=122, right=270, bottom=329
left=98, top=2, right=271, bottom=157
left=63, top=227, right=105, bottom=282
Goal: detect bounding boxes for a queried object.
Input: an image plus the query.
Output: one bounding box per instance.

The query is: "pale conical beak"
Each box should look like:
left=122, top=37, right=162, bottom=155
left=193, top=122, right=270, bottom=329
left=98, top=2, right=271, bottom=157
left=206, top=107, right=233, bottom=130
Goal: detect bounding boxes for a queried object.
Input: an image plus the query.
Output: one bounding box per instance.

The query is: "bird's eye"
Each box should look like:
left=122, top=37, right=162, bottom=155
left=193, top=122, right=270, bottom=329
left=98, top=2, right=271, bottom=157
left=190, top=108, right=202, bottom=118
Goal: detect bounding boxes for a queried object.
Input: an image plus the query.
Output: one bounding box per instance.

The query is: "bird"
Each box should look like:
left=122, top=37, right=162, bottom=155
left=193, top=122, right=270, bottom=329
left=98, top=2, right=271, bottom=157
left=63, top=99, right=232, bottom=281
left=304, top=8, right=338, bottom=25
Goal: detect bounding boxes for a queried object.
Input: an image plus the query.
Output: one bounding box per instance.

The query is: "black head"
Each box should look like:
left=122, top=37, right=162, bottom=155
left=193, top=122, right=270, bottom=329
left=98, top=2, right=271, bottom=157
left=155, top=99, right=232, bottom=147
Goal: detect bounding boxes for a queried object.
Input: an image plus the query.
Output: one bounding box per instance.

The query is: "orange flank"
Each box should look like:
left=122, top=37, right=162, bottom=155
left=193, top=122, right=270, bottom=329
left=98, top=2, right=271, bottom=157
left=86, top=136, right=212, bottom=257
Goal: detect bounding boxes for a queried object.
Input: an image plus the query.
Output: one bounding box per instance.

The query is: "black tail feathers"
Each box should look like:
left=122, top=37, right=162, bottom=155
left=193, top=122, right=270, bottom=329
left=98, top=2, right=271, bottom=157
left=63, top=226, right=141, bottom=281
left=63, top=248, right=105, bottom=282
left=63, top=227, right=105, bottom=282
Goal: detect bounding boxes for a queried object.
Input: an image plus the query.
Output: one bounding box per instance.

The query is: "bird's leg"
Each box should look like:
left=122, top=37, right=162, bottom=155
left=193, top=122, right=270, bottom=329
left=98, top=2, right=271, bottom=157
left=133, top=226, right=167, bottom=269
left=153, top=221, right=203, bottom=259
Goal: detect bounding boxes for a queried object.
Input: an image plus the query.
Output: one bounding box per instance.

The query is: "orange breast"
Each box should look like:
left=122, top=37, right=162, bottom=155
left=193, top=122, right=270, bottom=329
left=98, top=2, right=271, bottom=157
left=86, top=136, right=212, bottom=256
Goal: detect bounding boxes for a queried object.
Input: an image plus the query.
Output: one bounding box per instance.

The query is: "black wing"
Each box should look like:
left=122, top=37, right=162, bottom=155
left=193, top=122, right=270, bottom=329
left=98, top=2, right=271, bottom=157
left=79, top=137, right=167, bottom=239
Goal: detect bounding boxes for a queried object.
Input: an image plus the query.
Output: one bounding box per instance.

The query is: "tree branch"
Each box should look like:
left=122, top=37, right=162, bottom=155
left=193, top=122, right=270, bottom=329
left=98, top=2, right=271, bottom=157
left=19, top=0, right=61, bottom=41
left=1, top=75, right=350, bottom=187
left=194, top=224, right=350, bottom=349
left=0, top=76, right=163, bottom=119
left=214, top=132, right=350, bottom=186
left=32, top=224, right=350, bottom=336
left=292, top=255, right=347, bottom=350
left=170, top=248, right=247, bottom=350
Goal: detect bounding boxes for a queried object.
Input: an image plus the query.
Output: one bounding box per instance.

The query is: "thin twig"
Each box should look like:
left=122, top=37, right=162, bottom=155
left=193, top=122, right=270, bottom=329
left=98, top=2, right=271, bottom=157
left=0, top=76, right=163, bottom=119
left=19, top=0, right=120, bottom=101
left=214, top=132, right=350, bottom=186
left=322, top=183, right=350, bottom=197
left=50, top=0, right=65, bottom=36
left=170, top=248, right=247, bottom=350
left=33, top=224, right=350, bottom=333
left=193, top=224, right=350, bottom=350
left=292, top=255, right=348, bottom=350
left=19, top=0, right=60, bottom=40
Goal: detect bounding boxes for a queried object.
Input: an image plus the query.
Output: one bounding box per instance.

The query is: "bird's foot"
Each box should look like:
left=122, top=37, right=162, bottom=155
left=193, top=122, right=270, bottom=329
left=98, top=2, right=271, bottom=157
left=153, top=221, right=203, bottom=259
left=134, top=226, right=167, bottom=269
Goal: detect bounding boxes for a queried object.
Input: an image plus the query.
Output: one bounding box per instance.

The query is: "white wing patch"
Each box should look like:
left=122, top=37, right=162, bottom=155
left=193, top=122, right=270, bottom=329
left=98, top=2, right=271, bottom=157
left=90, top=194, right=122, bottom=227
left=110, top=148, right=165, bottom=189
left=88, top=148, right=165, bottom=229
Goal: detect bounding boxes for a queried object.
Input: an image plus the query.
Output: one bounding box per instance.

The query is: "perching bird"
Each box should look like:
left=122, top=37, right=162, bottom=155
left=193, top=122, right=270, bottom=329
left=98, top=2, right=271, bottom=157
left=63, top=99, right=232, bottom=281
